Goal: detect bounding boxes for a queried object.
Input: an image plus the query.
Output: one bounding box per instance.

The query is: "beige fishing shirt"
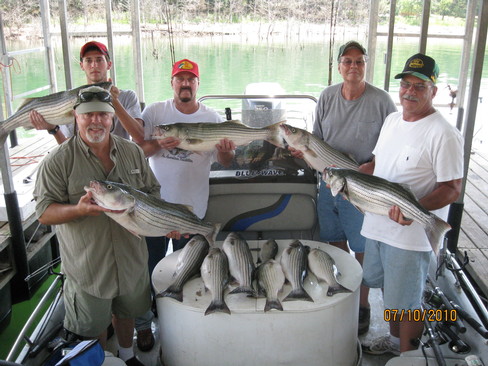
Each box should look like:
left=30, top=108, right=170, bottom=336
left=34, top=134, right=160, bottom=299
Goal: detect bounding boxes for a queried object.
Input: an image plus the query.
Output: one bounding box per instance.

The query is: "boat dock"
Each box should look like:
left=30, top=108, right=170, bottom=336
left=457, top=145, right=488, bottom=297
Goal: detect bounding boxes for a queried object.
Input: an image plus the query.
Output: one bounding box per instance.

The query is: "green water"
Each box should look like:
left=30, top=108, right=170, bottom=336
left=3, top=34, right=487, bottom=114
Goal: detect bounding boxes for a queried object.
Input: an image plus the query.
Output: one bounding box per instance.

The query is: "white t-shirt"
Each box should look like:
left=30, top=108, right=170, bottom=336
left=361, top=110, right=464, bottom=251
left=61, top=89, right=142, bottom=140
left=142, top=99, right=223, bottom=218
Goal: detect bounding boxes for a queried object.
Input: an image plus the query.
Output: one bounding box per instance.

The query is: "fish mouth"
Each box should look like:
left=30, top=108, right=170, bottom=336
left=279, top=124, right=291, bottom=136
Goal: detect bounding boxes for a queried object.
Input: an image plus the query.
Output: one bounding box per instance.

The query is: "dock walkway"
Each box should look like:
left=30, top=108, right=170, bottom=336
left=457, top=146, right=488, bottom=297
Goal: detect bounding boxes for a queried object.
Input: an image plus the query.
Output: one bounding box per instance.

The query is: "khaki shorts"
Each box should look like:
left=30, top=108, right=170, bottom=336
left=63, top=271, right=151, bottom=337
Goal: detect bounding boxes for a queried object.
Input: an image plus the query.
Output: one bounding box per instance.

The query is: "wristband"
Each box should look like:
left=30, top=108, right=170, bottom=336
left=48, top=125, right=60, bottom=135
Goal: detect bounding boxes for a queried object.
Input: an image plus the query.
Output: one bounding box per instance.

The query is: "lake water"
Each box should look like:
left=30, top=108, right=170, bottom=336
left=2, top=33, right=488, bottom=146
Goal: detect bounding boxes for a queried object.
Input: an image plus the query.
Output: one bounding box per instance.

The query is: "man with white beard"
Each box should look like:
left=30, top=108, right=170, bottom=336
left=34, top=85, right=160, bottom=366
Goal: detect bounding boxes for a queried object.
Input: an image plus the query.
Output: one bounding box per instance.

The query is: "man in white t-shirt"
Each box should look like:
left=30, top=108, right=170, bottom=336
left=140, top=58, right=235, bottom=273
left=360, top=54, right=464, bottom=355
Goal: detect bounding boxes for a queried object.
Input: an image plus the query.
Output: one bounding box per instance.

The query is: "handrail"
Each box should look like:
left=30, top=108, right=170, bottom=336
left=199, top=94, right=318, bottom=103
left=6, top=275, right=63, bottom=362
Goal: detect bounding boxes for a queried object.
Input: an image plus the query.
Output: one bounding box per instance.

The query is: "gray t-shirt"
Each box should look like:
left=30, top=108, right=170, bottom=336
left=313, top=82, right=397, bottom=164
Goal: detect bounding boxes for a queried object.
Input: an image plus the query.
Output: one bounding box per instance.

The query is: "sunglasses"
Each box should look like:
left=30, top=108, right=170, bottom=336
left=74, top=91, right=113, bottom=109
left=400, top=80, right=432, bottom=92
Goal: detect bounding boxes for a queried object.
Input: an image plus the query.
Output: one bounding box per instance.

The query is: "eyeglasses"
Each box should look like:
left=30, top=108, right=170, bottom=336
left=339, top=59, right=367, bottom=66
left=173, top=77, right=198, bottom=84
left=399, top=80, right=432, bottom=92
left=74, top=91, right=113, bottom=108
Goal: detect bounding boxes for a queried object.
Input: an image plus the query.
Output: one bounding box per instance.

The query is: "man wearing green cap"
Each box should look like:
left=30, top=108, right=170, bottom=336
left=33, top=86, right=159, bottom=366
left=361, top=53, right=464, bottom=355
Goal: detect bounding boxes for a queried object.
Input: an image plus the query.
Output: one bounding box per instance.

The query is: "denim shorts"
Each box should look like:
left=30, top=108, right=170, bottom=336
left=362, top=238, right=431, bottom=310
left=317, top=179, right=366, bottom=252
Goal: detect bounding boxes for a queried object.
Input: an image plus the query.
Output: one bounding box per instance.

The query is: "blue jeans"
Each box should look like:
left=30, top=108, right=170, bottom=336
left=317, top=180, right=366, bottom=252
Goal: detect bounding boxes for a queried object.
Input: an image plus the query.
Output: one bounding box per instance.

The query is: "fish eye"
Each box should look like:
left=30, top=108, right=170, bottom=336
left=107, top=184, right=112, bottom=189
left=291, top=127, right=296, bottom=133
left=163, top=126, right=170, bottom=131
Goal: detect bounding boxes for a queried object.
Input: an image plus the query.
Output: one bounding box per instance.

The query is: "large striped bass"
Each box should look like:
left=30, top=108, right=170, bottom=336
left=279, top=123, right=359, bottom=171
left=156, top=235, right=210, bottom=302
left=256, top=259, right=285, bottom=312
left=151, top=120, right=285, bottom=152
left=201, top=248, right=231, bottom=315
left=222, top=232, right=256, bottom=296
left=308, top=248, right=351, bottom=296
left=280, top=240, right=313, bottom=302
left=323, top=167, right=451, bottom=254
left=0, top=82, right=112, bottom=142
left=85, top=180, right=221, bottom=245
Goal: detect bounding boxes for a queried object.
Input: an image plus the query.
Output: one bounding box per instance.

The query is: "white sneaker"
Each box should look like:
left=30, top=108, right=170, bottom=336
left=362, top=334, right=401, bottom=356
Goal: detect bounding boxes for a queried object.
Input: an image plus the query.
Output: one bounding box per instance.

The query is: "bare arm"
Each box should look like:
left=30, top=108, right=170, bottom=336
left=110, top=85, right=144, bottom=143
left=38, top=191, right=111, bottom=225
left=359, top=158, right=375, bottom=174
left=389, top=178, right=462, bottom=226
left=30, top=110, right=68, bottom=144
left=139, top=137, right=181, bottom=157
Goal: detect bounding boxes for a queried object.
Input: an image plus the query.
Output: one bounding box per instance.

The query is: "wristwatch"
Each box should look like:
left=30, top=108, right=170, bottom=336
left=48, top=125, right=60, bottom=135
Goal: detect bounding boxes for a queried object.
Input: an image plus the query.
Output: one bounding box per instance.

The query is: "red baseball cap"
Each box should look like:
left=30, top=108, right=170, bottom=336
left=80, top=41, right=110, bottom=60
left=172, top=59, right=199, bottom=78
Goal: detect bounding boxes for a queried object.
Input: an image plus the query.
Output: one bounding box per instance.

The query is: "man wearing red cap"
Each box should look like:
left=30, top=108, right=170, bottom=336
left=140, top=57, right=235, bottom=277
left=29, top=41, right=144, bottom=144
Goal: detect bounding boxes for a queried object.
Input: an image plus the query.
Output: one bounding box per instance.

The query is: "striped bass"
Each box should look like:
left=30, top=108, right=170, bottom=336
left=201, top=248, right=231, bottom=315
left=257, top=238, right=278, bottom=265
left=323, top=167, right=451, bottom=254
left=151, top=120, right=285, bottom=152
left=156, top=235, right=210, bottom=302
left=256, top=259, right=285, bottom=312
left=308, top=248, right=351, bottom=296
left=280, top=240, right=313, bottom=302
left=85, top=180, right=221, bottom=245
left=222, top=232, right=256, bottom=296
left=279, top=123, right=359, bottom=171
left=0, top=82, right=112, bottom=142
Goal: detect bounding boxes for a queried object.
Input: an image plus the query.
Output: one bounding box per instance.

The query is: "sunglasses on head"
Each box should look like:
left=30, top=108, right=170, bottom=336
left=74, top=91, right=113, bottom=109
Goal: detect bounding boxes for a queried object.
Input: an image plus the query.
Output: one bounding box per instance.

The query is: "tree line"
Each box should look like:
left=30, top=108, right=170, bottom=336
left=0, top=0, right=469, bottom=38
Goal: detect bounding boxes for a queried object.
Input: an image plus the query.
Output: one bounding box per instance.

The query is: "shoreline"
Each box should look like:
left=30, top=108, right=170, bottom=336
left=6, top=20, right=466, bottom=42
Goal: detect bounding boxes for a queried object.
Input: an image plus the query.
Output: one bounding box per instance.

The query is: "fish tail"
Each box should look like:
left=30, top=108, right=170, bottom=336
left=265, top=120, right=286, bottom=148
left=425, top=215, right=452, bottom=254
left=264, top=299, right=283, bottom=312
left=283, top=287, right=314, bottom=302
left=229, top=285, right=255, bottom=296
left=206, top=223, right=221, bottom=246
left=155, top=285, right=183, bottom=302
left=326, top=284, right=352, bottom=296
left=204, top=300, right=231, bottom=316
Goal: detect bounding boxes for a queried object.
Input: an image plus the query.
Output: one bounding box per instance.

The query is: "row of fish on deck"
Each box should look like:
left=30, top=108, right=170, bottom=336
left=2, top=83, right=450, bottom=255
left=156, top=232, right=351, bottom=316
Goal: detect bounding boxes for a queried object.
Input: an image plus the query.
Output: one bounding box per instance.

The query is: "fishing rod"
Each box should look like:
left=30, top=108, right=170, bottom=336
left=420, top=303, right=447, bottom=366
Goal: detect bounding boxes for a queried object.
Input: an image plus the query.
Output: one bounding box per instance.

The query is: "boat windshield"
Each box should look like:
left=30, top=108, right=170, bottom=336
left=199, top=93, right=317, bottom=184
